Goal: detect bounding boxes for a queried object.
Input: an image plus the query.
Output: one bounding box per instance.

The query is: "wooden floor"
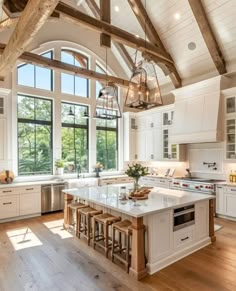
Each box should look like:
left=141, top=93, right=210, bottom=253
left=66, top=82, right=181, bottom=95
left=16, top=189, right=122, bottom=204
left=0, top=214, right=236, bottom=291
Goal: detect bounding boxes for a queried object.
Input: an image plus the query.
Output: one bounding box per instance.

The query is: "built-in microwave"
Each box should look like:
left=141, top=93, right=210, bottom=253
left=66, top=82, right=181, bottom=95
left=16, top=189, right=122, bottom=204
left=173, top=204, right=195, bottom=231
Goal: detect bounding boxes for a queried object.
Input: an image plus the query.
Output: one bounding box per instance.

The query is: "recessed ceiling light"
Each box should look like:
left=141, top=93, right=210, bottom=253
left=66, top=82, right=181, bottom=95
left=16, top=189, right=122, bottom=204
left=114, top=5, right=119, bottom=12
left=174, top=13, right=181, bottom=20
left=188, top=42, right=197, bottom=51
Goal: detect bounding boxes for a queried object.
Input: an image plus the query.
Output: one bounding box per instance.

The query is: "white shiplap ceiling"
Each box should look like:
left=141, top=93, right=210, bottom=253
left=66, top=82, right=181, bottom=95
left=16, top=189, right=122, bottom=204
left=1, top=0, right=236, bottom=89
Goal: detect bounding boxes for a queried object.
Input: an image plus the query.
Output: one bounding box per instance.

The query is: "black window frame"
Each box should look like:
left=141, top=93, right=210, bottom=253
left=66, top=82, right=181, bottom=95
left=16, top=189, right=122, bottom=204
left=61, top=50, right=89, bottom=98
left=17, top=51, right=54, bottom=91
left=61, top=102, right=89, bottom=173
left=96, top=119, right=119, bottom=171
left=17, top=94, right=53, bottom=176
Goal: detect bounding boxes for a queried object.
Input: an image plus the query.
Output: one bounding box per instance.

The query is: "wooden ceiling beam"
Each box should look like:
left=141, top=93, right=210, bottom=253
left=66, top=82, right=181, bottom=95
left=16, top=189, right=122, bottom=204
left=188, top=0, right=226, bottom=75
left=0, top=0, right=59, bottom=80
left=0, top=43, right=133, bottom=87
left=100, top=0, right=111, bottom=48
left=55, top=2, right=173, bottom=64
left=85, top=0, right=134, bottom=71
left=128, top=0, right=181, bottom=88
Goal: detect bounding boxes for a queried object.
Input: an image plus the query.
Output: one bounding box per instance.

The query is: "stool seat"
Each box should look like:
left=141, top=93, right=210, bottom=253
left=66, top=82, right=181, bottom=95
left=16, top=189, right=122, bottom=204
left=69, top=202, right=87, bottom=210
left=94, top=213, right=121, bottom=224
left=113, top=220, right=132, bottom=234
left=78, top=207, right=102, bottom=216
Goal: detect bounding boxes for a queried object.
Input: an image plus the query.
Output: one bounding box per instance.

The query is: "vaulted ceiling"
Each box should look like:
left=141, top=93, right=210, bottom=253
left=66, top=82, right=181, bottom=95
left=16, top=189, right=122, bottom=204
left=0, top=0, right=236, bottom=93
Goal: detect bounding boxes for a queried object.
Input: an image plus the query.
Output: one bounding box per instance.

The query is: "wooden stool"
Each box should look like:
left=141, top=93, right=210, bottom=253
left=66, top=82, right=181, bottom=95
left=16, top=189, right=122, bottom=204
left=67, top=202, right=87, bottom=228
left=111, top=220, right=132, bottom=273
left=93, top=213, right=121, bottom=258
left=76, top=207, right=102, bottom=245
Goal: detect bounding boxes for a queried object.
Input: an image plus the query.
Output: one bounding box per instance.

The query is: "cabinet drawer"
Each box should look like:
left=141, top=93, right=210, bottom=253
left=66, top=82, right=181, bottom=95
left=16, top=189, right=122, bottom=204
left=0, top=195, right=19, bottom=219
left=0, top=187, right=19, bottom=196
left=224, top=187, right=236, bottom=194
left=174, top=226, right=194, bottom=249
left=0, top=185, right=41, bottom=196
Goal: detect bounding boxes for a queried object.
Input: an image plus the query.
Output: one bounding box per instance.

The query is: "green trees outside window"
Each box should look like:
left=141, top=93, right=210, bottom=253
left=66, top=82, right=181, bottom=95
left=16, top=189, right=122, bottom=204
left=17, top=95, right=53, bottom=175
left=96, top=119, right=118, bottom=171
left=61, top=103, right=89, bottom=173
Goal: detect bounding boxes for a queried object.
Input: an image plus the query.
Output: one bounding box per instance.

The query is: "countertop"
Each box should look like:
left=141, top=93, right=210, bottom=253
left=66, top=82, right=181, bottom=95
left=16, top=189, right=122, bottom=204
left=63, top=184, right=215, bottom=218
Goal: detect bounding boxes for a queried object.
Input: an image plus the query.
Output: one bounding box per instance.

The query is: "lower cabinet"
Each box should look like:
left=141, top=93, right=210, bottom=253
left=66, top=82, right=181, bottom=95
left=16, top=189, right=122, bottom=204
left=195, top=201, right=209, bottom=240
left=0, top=195, right=19, bottom=219
left=0, top=185, right=41, bottom=221
left=19, top=193, right=41, bottom=216
left=216, top=186, right=236, bottom=218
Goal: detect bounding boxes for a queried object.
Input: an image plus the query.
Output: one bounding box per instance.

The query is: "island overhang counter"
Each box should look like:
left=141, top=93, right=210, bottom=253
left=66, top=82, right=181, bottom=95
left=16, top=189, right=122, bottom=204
left=63, top=185, right=215, bottom=280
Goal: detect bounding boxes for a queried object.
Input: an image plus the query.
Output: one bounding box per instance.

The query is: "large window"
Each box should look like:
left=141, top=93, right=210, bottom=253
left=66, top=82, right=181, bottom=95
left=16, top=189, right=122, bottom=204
left=61, top=103, right=89, bottom=173
left=96, top=119, right=118, bottom=170
left=17, top=51, right=53, bottom=91
left=17, top=95, right=53, bottom=176
left=61, top=50, right=89, bottom=97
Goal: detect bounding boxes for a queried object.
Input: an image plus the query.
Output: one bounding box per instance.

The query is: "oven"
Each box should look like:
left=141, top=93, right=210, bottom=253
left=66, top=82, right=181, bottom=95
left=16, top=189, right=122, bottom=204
left=173, top=204, right=195, bottom=231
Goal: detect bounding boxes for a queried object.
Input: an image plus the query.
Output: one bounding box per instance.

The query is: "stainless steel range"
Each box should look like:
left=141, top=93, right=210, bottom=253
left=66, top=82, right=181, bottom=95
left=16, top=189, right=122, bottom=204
left=171, top=177, right=225, bottom=195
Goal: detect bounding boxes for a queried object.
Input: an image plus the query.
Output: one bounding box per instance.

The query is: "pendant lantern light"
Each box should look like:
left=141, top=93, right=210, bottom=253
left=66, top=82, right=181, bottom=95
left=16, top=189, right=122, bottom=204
left=94, top=49, right=122, bottom=120
left=125, top=60, right=163, bottom=110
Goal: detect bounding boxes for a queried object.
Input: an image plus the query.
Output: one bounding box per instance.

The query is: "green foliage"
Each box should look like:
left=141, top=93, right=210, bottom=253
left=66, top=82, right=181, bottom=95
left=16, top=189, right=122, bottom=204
left=55, top=160, right=64, bottom=168
left=125, top=163, right=149, bottom=179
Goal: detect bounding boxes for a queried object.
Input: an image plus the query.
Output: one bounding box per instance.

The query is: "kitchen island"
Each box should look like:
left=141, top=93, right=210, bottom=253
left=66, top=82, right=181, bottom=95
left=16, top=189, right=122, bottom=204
left=63, top=185, right=215, bottom=280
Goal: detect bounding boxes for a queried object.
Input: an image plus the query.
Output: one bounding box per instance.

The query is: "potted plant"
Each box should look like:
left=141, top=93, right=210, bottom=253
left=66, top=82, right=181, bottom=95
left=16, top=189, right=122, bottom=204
left=55, top=160, right=64, bottom=175
left=125, top=163, right=149, bottom=190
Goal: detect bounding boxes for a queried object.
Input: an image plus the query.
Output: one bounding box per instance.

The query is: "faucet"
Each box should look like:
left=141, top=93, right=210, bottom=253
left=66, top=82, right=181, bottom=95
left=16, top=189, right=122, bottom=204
left=185, top=168, right=192, bottom=178
left=77, top=164, right=81, bottom=178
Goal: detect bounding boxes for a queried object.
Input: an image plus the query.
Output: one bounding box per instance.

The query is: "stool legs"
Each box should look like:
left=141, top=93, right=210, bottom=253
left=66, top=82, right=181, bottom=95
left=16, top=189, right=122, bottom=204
left=104, top=223, right=109, bottom=258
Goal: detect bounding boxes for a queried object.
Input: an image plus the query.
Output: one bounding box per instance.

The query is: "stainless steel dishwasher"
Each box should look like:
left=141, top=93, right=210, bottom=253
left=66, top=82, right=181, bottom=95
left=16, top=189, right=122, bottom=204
left=41, top=183, right=66, bottom=213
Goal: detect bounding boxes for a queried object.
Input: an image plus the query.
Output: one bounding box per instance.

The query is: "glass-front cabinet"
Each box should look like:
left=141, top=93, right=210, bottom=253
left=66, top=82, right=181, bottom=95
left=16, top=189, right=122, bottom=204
left=226, top=97, right=236, bottom=114
left=163, top=110, right=174, bottom=126
left=163, top=128, right=178, bottom=160
left=226, top=119, right=236, bottom=159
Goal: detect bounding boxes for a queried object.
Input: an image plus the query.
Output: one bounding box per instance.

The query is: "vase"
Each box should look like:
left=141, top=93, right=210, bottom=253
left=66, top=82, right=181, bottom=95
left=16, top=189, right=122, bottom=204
left=57, top=168, right=64, bottom=175
left=133, top=177, right=140, bottom=191
left=95, top=168, right=100, bottom=178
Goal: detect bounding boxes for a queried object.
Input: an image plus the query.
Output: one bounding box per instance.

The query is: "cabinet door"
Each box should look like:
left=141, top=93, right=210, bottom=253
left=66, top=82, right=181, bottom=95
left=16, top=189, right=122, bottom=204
left=19, top=193, right=41, bottom=216
left=216, top=186, right=225, bottom=215
left=225, top=193, right=236, bottom=217
left=226, top=119, right=236, bottom=159
left=163, top=128, right=169, bottom=159
left=226, top=96, right=236, bottom=114
left=130, top=130, right=137, bottom=161
left=195, top=201, right=209, bottom=240
left=0, top=119, right=6, bottom=160
left=150, top=210, right=172, bottom=261
left=136, top=130, right=146, bottom=161
left=146, top=129, right=154, bottom=161
left=154, top=128, right=162, bottom=160
left=163, top=111, right=174, bottom=126
left=0, top=195, right=19, bottom=219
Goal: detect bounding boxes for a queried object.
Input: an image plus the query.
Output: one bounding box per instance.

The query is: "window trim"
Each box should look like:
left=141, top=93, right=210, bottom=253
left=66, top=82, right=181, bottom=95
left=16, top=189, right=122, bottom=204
left=17, top=94, right=53, bottom=176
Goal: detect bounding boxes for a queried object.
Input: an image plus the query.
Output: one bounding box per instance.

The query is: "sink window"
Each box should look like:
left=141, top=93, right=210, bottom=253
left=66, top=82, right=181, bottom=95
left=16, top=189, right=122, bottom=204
left=17, top=95, right=53, bottom=175
left=61, top=102, right=89, bottom=173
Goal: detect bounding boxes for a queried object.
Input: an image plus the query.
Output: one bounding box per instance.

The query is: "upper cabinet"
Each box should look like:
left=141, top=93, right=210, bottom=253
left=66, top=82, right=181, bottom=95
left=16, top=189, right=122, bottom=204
left=0, top=96, right=6, bottom=118
left=225, top=96, right=236, bottom=160
left=123, top=106, right=186, bottom=163
left=226, top=96, right=236, bottom=115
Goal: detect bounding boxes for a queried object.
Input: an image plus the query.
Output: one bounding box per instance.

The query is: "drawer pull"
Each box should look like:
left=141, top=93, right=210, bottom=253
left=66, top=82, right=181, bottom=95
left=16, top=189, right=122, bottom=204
left=230, top=189, right=236, bottom=191
left=2, top=190, right=12, bottom=193
left=26, top=188, right=34, bottom=191
left=181, top=236, right=189, bottom=241
left=3, top=202, right=12, bottom=205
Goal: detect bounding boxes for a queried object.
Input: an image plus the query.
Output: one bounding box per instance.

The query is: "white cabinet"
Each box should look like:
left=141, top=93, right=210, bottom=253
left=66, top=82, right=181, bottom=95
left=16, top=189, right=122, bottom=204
left=225, top=193, right=236, bottom=217
left=163, top=110, right=174, bottom=126
left=19, top=193, right=41, bottom=216
left=0, top=185, right=41, bottom=221
left=123, top=112, right=137, bottom=161
left=216, top=186, right=224, bottom=215
left=195, top=201, right=209, bottom=240
left=149, top=210, right=172, bottom=261
left=0, top=195, right=19, bottom=219
left=136, top=130, right=146, bottom=161
left=174, top=226, right=195, bottom=249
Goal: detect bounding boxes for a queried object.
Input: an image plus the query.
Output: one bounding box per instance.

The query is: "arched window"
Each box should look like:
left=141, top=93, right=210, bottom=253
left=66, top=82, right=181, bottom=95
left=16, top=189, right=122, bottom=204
left=61, top=49, right=89, bottom=97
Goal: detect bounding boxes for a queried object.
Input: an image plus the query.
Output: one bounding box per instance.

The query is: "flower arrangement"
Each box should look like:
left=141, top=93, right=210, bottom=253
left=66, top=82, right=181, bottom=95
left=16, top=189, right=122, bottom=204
left=125, top=163, right=148, bottom=190
left=55, top=160, right=64, bottom=168
left=95, top=162, right=103, bottom=177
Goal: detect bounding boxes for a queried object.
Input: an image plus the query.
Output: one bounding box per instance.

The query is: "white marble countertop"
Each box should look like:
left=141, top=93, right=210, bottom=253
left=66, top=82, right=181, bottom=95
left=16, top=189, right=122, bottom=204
left=63, top=184, right=215, bottom=218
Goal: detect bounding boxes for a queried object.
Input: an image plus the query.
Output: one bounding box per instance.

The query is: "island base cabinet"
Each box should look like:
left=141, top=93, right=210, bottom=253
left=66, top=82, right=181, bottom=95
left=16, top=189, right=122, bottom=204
left=19, top=193, right=41, bottom=216
left=0, top=195, right=19, bottom=219
left=195, top=201, right=209, bottom=241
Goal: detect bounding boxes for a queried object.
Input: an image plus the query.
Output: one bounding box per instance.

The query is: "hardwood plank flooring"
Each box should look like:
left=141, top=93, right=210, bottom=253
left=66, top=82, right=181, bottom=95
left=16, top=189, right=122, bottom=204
left=0, top=214, right=236, bottom=291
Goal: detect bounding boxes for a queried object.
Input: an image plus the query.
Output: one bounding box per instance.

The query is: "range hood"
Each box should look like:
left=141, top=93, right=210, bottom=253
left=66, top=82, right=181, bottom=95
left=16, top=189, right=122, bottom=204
left=169, top=76, right=230, bottom=144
